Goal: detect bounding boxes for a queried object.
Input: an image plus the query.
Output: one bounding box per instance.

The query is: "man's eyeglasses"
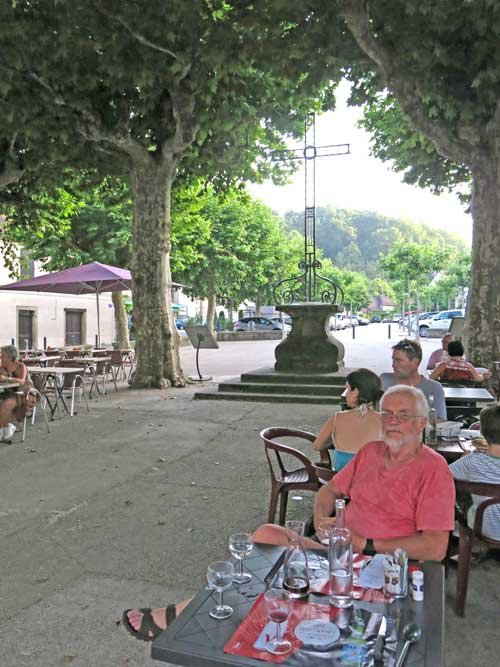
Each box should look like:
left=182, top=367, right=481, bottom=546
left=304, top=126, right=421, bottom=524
left=380, top=411, right=423, bottom=423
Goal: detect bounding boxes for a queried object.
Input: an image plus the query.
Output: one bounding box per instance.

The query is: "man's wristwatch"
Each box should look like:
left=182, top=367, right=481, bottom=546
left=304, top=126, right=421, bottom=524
left=363, top=538, right=376, bottom=556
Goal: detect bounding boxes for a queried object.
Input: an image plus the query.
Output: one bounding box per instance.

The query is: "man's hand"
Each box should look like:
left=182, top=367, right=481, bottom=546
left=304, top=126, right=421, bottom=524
left=349, top=528, right=368, bottom=555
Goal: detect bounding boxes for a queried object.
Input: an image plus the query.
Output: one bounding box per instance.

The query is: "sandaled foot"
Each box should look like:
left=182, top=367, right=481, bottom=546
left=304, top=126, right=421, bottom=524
left=121, top=605, right=176, bottom=642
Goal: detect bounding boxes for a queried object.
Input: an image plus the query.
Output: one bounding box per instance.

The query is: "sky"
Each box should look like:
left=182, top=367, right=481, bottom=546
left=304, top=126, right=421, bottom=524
left=248, top=82, right=472, bottom=245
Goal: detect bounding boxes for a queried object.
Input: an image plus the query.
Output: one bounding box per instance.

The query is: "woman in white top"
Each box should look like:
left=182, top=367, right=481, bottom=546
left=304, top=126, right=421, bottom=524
left=313, top=368, right=383, bottom=471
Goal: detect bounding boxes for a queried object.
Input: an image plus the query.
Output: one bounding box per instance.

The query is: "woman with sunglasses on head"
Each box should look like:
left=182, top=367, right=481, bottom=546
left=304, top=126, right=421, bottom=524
left=313, top=368, right=383, bottom=471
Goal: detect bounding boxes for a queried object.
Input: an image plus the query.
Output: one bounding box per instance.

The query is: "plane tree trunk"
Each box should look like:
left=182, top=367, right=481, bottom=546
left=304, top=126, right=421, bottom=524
left=465, top=155, right=500, bottom=367
left=129, top=158, right=186, bottom=388
left=111, top=291, right=131, bottom=349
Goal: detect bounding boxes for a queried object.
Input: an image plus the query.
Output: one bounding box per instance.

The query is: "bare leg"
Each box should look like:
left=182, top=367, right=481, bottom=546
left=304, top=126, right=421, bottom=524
left=123, top=524, right=325, bottom=637
left=0, top=398, right=17, bottom=427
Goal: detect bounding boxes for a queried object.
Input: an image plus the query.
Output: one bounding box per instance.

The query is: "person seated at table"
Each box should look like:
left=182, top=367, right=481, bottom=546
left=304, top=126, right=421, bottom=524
left=449, top=402, right=500, bottom=541
left=122, top=386, right=455, bottom=643
left=314, top=384, right=455, bottom=561
left=430, top=340, right=486, bottom=383
left=426, top=333, right=454, bottom=370
left=0, top=345, right=31, bottom=441
left=313, top=368, right=382, bottom=471
left=380, top=338, right=447, bottom=420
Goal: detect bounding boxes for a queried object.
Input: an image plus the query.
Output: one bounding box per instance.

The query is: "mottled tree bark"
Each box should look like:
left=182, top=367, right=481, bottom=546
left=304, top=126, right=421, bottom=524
left=255, top=292, right=261, bottom=317
left=129, top=158, right=185, bottom=388
left=206, top=291, right=216, bottom=337
left=111, top=291, right=130, bottom=349
left=464, top=156, right=500, bottom=366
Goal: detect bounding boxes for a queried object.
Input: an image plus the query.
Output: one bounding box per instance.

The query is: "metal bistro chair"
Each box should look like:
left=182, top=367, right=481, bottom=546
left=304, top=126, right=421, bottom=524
left=107, top=350, right=129, bottom=390
left=53, top=361, right=90, bottom=416
left=454, top=479, right=500, bottom=616
left=260, top=427, right=332, bottom=525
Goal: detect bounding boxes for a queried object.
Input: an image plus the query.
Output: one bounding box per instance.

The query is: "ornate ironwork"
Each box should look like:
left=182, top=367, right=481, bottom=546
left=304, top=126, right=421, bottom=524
left=272, top=113, right=350, bottom=305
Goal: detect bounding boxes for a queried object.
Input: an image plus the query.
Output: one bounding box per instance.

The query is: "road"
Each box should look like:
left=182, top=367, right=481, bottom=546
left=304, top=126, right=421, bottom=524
left=179, top=322, right=443, bottom=381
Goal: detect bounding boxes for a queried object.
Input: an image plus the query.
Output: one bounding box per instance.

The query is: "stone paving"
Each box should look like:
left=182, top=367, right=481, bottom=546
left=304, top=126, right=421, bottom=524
left=0, top=335, right=497, bottom=666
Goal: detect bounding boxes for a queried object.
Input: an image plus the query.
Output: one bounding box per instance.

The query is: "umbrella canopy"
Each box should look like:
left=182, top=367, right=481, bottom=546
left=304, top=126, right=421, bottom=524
left=0, top=261, right=132, bottom=295
left=0, top=262, right=132, bottom=346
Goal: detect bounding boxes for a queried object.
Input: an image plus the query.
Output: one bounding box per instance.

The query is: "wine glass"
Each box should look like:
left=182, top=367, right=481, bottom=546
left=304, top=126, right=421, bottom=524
left=207, top=561, right=234, bottom=619
left=229, top=532, right=253, bottom=584
left=316, top=518, right=335, bottom=570
left=263, top=589, right=292, bottom=655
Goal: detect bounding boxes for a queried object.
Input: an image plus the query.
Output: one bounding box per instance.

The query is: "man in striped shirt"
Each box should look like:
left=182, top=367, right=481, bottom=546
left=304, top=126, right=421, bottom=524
left=450, top=403, right=500, bottom=541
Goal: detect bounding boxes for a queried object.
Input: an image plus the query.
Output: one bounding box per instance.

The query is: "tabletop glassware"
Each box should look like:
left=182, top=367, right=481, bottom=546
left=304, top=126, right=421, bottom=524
left=229, top=532, right=253, bottom=584
left=263, top=589, right=292, bottom=655
left=207, top=561, right=234, bottom=619
left=316, top=518, right=335, bottom=570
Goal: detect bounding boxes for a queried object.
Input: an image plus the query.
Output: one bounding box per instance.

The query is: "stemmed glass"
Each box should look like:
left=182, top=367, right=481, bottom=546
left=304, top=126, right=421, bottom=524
left=263, top=589, right=292, bottom=655
left=229, top=532, right=253, bottom=584
left=207, top=561, right=234, bottom=619
left=316, top=518, right=335, bottom=570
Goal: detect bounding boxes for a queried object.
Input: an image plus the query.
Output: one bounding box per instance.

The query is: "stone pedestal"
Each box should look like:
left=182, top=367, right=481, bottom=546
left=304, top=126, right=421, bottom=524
left=274, top=303, right=345, bottom=372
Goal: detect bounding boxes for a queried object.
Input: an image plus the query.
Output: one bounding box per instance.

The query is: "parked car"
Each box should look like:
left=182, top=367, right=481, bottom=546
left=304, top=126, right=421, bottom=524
left=356, top=316, right=370, bottom=326
left=271, top=317, right=292, bottom=334
left=417, top=309, right=464, bottom=337
left=428, top=309, right=465, bottom=335
left=330, top=313, right=349, bottom=330
left=409, top=311, right=438, bottom=334
left=370, top=315, right=381, bottom=323
left=234, top=316, right=284, bottom=332
left=175, top=318, right=189, bottom=330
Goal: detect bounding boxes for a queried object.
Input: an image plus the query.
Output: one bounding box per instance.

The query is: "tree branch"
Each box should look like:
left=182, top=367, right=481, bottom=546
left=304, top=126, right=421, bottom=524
left=340, top=0, right=475, bottom=165
left=162, top=80, right=199, bottom=156
left=93, top=1, right=178, bottom=60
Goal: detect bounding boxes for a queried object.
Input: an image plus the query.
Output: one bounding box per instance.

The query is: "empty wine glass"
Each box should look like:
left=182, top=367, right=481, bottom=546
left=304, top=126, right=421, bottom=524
left=315, top=518, right=334, bottom=570
left=229, top=532, right=253, bottom=584
left=263, top=589, right=292, bottom=655
left=207, top=561, right=234, bottom=619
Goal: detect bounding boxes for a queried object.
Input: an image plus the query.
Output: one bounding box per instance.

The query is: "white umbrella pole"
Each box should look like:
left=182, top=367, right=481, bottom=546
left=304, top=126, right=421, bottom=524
left=96, top=291, right=101, bottom=348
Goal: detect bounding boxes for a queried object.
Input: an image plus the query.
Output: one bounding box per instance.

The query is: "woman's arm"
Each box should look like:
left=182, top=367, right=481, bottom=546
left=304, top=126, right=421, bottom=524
left=430, top=362, right=446, bottom=380
left=468, top=363, right=485, bottom=382
left=11, top=362, right=28, bottom=385
left=313, top=415, right=335, bottom=451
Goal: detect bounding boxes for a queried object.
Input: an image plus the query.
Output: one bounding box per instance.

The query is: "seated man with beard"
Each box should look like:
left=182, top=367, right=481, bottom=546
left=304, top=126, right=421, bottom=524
left=314, top=384, right=455, bottom=561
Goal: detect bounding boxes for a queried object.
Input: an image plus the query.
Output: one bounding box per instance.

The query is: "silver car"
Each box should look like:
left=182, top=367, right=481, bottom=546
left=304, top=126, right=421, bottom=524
left=234, top=317, right=284, bottom=332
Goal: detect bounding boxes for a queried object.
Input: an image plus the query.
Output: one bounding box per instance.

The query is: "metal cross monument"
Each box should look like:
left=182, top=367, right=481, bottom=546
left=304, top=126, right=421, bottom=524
left=273, top=113, right=350, bottom=305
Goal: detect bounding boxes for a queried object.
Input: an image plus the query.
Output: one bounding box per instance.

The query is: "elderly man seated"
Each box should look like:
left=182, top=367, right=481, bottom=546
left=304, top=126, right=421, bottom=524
left=122, top=385, right=456, bottom=643
left=314, top=384, right=455, bottom=561
left=427, top=333, right=454, bottom=370
left=380, top=338, right=447, bottom=421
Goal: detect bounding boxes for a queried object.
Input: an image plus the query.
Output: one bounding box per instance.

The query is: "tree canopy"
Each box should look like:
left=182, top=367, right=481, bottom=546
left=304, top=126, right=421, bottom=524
left=339, top=0, right=500, bottom=365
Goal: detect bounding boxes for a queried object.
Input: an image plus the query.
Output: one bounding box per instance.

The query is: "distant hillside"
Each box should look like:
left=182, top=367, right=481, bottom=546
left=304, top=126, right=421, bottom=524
left=284, top=206, right=468, bottom=278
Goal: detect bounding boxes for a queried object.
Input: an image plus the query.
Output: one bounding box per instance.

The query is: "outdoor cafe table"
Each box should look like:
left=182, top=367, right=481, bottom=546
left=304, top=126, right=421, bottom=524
left=62, top=356, right=112, bottom=397
left=152, top=543, right=445, bottom=667
left=0, top=381, right=20, bottom=393
left=25, top=366, right=86, bottom=418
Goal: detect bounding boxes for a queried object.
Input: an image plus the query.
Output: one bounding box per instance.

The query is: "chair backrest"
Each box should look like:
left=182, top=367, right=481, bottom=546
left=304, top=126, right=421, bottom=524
left=64, top=349, right=81, bottom=359
left=110, top=350, right=124, bottom=365
left=454, top=479, right=500, bottom=545
left=60, top=370, right=84, bottom=390
left=260, top=426, right=330, bottom=484
left=94, top=359, right=107, bottom=374
left=57, top=359, right=82, bottom=368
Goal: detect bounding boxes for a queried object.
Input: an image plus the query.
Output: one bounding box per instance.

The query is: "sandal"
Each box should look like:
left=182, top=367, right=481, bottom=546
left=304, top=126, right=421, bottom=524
left=121, top=605, right=177, bottom=642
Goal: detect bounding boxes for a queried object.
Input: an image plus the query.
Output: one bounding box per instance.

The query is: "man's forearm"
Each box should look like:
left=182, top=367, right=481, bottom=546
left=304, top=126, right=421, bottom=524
left=313, top=483, right=343, bottom=531
left=358, top=531, right=449, bottom=562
